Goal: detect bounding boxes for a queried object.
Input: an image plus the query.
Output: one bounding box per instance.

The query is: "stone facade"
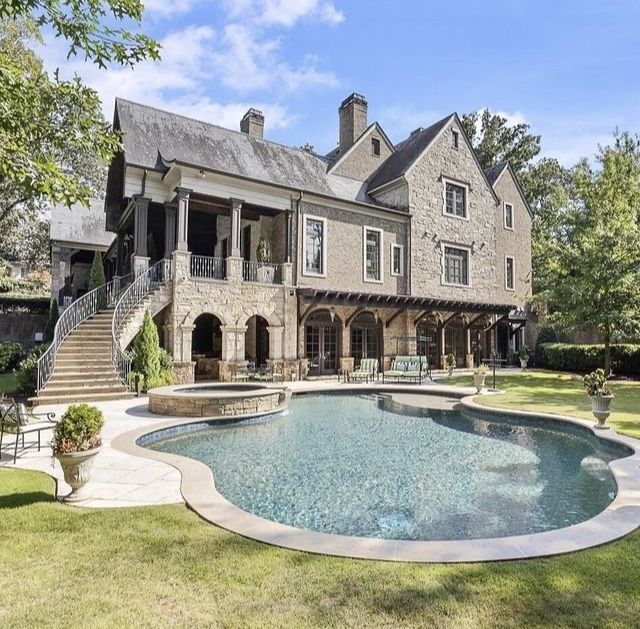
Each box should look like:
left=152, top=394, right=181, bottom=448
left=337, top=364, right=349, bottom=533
left=331, top=125, right=394, bottom=182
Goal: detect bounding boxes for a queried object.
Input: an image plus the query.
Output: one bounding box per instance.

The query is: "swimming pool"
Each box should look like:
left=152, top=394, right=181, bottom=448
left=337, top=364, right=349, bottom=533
left=146, top=393, right=631, bottom=542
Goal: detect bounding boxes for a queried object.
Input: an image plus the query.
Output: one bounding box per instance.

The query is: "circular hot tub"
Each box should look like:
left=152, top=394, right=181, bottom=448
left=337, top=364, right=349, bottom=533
left=148, top=382, right=291, bottom=418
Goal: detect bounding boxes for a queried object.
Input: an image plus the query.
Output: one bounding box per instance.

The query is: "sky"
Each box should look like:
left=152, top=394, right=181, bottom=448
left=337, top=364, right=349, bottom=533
left=42, top=0, right=640, bottom=165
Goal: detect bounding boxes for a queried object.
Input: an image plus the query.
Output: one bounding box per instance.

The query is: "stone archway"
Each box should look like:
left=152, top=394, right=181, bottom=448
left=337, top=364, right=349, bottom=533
left=191, top=313, right=223, bottom=380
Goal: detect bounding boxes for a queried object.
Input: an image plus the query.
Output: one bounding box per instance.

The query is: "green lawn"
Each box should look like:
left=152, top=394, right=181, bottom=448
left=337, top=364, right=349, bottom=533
left=446, top=369, right=640, bottom=438
left=0, top=371, right=18, bottom=396
left=0, top=468, right=639, bottom=628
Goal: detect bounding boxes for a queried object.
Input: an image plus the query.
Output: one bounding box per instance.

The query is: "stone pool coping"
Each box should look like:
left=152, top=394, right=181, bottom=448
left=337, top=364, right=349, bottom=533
left=112, top=385, right=640, bottom=563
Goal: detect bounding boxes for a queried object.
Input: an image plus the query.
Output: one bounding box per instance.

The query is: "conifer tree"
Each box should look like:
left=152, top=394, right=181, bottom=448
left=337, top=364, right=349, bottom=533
left=132, top=309, right=161, bottom=384
left=44, top=298, right=59, bottom=343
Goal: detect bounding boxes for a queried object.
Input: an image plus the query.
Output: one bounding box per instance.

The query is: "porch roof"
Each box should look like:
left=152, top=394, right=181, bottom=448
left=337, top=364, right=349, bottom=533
left=297, top=288, right=515, bottom=315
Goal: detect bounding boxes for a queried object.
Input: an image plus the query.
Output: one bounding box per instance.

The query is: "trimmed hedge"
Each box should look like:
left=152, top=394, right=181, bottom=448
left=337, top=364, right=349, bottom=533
left=0, top=341, right=24, bottom=372
left=537, top=342, right=640, bottom=374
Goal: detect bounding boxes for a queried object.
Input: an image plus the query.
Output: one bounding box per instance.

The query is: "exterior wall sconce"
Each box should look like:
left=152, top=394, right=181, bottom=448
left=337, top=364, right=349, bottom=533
left=374, top=309, right=379, bottom=323
left=330, top=306, right=336, bottom=322
left=199, top=169, right=206, bottom=179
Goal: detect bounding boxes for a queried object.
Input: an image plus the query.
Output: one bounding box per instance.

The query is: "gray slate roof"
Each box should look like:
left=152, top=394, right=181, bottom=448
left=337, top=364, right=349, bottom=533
left=366, top=114, right=453, bottom=191
left=50, top=198, right=115, bottom=249
left=115, top=99, right=369, bottom=204
left=484, top=161, right=509, bottom=185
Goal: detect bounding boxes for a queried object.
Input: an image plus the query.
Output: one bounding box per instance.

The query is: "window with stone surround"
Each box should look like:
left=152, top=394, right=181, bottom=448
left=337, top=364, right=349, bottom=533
left=371, top=137, right=381, bottom=156
left=443, top=245, right=469, bottom=286
left=444, top=181, right=467, bottom=218
left=452, top=129, right=459, bottom=149
left=391, top=243, right=404, bottom=276
left=363, top=226, right=383, bottom=282
left=504, top=202, right=514, bottom=230
left=505, top=256, right=515, bottom=290
left=303, top=215, right=326, bottom=276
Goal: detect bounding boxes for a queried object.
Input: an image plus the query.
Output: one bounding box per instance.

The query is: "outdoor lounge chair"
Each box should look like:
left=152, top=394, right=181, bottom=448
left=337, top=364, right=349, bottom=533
left=382, top=356, right=429, bottom=383
left=348, top=358, right=379, bottom=383
left=0, top=399, right=56, bottom=464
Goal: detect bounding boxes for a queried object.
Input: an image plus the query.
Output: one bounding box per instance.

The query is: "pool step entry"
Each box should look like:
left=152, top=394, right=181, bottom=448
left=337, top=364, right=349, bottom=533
left=32, top=306, right=134, bottom=406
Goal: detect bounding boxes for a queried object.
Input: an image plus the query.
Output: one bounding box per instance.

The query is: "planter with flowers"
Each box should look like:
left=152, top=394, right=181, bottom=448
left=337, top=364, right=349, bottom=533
left=583, top=368, right=614, bottom=429
left=519, top=347, right=529, bottom=370
left=52, top=404, right=105, bottom=502
left=445, top=353, right=456, bottom=376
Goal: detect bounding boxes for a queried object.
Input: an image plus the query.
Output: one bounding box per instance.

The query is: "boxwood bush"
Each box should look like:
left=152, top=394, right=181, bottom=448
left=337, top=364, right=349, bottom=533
left=537, top=342, right=640, bottom=374
left=0, top=341, right=24, bottom=372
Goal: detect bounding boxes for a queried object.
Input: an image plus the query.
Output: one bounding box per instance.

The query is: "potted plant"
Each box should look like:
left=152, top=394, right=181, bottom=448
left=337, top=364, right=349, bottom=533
left=256, top=237, right=272, bottom=283
left=445, top=353, right=456, bottom=376
left=52, top=404, right=105, bottom=502
left=473, top=364, right=488, bottom=393
left=519, top=347, right=529, bottom=370
left=583, top=368, right=614, bottom=428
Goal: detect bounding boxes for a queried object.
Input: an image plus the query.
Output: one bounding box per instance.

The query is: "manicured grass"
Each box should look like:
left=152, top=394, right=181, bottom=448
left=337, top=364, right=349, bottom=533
left=445, top=369, right=640, bottom=439
left=0, top=371, right=18, bottom=396
left=1, top=467, right=639, bottom=628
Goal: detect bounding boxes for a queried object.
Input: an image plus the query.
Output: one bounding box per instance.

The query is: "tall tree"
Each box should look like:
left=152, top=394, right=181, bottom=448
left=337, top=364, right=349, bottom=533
left=551, top=133, right=640, bottom=375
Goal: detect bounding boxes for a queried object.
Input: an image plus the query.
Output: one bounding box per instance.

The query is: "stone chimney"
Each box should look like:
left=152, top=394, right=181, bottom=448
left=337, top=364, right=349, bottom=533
left=240, top=108, right=265, bottom=138
left=339, top=93, right=367, bottom=154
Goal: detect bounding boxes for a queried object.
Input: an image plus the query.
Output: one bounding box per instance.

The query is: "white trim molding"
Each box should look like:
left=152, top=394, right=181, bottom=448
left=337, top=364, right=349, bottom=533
left=302, top=213, right=328, bottom=278
left=440, top=241, right=472, bottom=288
left=504, top=202, right=515, bottom=230
left=442, top=177, right=470, bottom=221
left=390, top=243, right=404, bottom=277
left=363, top=226, right=384, bottom=284
left=505, top=255, right=515, bottom=291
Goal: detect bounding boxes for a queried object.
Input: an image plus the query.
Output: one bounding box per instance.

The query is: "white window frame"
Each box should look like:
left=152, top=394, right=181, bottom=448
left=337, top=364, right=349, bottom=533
left=390, top=243, right=404, bottom=277
left=302, top=214, right=327, bottom=278
left=504, top=202, right=515, bottom=230
left=505, top=255, right=515, bottom=291
left=452, top=129, right=459, bottom=149
left=440, top=242, right=472, bottom=288
left=363, top=226, right=384, bottom=284
left=442, top=177, right=469, bottom=221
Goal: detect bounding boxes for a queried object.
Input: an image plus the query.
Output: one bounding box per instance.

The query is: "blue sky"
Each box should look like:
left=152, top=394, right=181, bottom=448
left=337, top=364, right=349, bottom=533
left=45, top=0, right=640, bottom=165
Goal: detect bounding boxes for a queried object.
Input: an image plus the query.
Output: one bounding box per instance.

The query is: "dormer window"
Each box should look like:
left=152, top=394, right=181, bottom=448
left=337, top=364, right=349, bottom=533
left=371, top=137, right=381, bottom=156
left=452, top=129, right=459, bottom=149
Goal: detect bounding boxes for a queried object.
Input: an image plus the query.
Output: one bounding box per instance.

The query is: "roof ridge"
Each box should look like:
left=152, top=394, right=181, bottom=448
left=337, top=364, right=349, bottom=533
left=115, top=97, right=331, bottom=164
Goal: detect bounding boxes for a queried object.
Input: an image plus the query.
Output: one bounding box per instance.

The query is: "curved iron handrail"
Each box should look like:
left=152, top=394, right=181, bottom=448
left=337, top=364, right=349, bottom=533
left=111, top=259, right=172, bottom=387
left=36, top=272, right=134, bottom=392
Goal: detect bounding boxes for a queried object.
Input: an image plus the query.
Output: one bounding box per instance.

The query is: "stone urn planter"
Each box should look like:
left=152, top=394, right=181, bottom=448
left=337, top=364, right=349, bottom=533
left=473, top=372, right=487, bottom=393
left=445, top=354, right=456, bottom=377
left=520, top=357, right=528, bottom=370
left=589, top=395, right=614, bottom=428
left=55, top=447, right=101, bottom=502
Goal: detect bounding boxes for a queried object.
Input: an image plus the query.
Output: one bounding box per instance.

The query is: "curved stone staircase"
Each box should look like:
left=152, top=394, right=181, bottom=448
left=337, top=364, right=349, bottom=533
left=34, top=261, right=172, bottom=406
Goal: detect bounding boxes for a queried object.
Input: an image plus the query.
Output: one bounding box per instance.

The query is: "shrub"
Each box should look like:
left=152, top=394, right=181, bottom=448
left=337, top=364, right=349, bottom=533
left=0, top=275, right=17, bottom=294
left=88, top=251, right=106, bottom=291
left=15, top=344, right=49, bottom=394
left=52, top=404, right=104, bottom=454
left=132, top=309, right=160, bottom=384
left=0, top=341, right=24, bottom=372
left=534, top=325, right=557, bottom=367
left=583, top=368, right=612, bottom=397
left=44, top=298, right=59, bottom=343
left=538, top=342, right=640, bottom=375
left=158, top=347, right=173, bottom=372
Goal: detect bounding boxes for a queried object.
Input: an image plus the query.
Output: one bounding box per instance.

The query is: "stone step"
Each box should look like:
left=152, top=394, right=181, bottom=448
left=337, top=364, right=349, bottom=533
left=32, top=391, right=134, bottom=406
left=41, top=382, right=126, bottom=396
left=60, top=339, right=112, bottom=348
left=54, top=359, right=114, bottom=369
left=47, top=375, right=123, bottom=387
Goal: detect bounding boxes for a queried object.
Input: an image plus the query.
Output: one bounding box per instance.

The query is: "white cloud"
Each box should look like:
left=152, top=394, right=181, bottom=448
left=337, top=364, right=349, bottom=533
left=223, top=0, right=344, bottom=27
left=379, top=105, right=447, bottom=142
left=143, top=0, right=200, bottom=17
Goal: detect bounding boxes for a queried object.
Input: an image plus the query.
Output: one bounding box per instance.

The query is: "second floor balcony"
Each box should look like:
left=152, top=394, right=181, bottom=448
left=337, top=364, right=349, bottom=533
left=189, top=254, right=288, bottom=285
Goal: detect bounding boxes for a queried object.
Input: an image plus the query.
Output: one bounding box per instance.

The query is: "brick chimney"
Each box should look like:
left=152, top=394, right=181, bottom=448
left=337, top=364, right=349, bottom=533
left=240, top=108, right=264, bottom=138
left=338, top=93, right=367, bottom=154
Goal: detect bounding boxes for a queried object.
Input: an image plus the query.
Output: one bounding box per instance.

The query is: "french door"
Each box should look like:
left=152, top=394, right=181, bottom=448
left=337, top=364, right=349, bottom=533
left=306, top=324, right=339, bottom=375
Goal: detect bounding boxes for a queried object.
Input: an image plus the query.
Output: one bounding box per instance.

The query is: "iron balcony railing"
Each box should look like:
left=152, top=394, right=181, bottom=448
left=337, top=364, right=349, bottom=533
left=190, top=255, right=226, bottom=280
left=36, top=272, right=134, bottom=392
left=242, top=261, right=282, bottom=285
left=111, top=259, right=172, bottom=387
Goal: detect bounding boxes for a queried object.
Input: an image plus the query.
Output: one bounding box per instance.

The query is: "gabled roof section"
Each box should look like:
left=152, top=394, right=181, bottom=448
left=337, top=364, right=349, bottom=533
left=484, top=161, right=533, bottom=218
left=367, top=114, right=454, bottom=192
left=114, top=98, right=375, bottom=205
left=327, top=121, right=395, bottom=173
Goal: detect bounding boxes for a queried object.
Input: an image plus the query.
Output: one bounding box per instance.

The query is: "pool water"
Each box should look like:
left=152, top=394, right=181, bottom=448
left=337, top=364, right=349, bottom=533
left=148, top=394, right=628, bottom=541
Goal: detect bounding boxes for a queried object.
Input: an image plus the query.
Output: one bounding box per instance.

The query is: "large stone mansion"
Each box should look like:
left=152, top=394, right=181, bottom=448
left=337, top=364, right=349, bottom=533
left=61, top=93, right=533, bottom=383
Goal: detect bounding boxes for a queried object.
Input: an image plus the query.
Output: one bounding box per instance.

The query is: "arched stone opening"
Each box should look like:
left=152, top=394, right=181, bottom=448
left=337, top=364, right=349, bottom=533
left=192, top=313, right=223, bottom=379
left=470, top=315, right=492, bottom=366
left=304, top=309, right=342, bottom=376
left=444, top=315, right=466, bottom=368
left=350, top=311, right=382, bottom=366
left=245, top=315, right=270, bottom=368
left=416, top=315, right=440, bottom=366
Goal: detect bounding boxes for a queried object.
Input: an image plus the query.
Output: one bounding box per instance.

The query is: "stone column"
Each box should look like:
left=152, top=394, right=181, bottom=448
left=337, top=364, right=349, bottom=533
left=131, top=196, right=151, bottom=274
left=164, top=204, right=177, bottom=259
left=230, top=198, right=243, bottom=257
left=175, top=188, right=192, bottom=252
left=439, top=324, right=447, bottom=369
left=221, top=326, right=248, bottom=362
left=226, top=256, right=243, bottom=283
left=281, top=262, right=293, bottom=285
left=465, top=324, right=473, bottom=368
left=267, top=325, right=284, bottom=360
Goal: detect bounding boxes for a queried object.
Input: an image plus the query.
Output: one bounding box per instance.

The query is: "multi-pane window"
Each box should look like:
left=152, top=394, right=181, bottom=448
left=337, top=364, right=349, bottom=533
left=445, top=182, right=467, bottom=218
left=305, top=217, right=325, bottom=275
left=443, top=246, right=469, bottom=286
left=452, top=130, right=459, bottom=149
left=391, top=244, right=403, bottom=276
left=365, top=228, right=382, bottom=281
left=371, top=138, right=381, bottom=156
left=505, top=256, right=515, bottom=290
left=504, top=203, right=514, bottom=229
